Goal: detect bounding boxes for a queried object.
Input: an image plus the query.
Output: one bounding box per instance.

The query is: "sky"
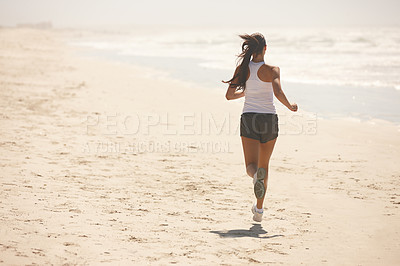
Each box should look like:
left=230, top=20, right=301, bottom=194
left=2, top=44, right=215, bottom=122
left=0, top=0, right=399, bottom=28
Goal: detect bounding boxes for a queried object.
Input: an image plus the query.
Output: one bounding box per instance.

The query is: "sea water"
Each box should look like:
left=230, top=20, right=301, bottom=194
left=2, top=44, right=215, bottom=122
left=68, top=25, right=400, bottom=123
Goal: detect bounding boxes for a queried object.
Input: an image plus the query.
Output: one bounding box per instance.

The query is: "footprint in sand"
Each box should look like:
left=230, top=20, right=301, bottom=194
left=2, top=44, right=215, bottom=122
left=63, top=242, right=79, bottom=247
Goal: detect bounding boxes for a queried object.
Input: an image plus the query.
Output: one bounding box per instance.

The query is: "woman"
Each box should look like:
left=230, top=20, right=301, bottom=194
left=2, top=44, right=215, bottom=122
left=224, top=33, right=298, bottom=222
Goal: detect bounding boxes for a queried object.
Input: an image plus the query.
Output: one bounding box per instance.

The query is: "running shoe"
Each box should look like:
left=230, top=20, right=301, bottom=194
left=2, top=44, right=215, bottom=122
left=251, top=203, right=263, bottom=222
left=253, top=167, right=266, bottom=199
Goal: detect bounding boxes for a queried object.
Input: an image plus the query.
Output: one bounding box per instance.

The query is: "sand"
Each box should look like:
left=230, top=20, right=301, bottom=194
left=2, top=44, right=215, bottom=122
left=0, top=28, right=399, bottom=265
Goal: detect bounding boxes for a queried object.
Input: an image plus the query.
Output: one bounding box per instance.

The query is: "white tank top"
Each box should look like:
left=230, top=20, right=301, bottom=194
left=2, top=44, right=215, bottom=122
left=242, top=61, right=276, bottom=114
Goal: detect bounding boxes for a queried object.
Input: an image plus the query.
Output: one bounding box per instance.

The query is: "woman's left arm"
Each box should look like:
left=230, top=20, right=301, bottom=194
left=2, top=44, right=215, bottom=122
left=225, top=66, right=245, bottom=100
left=225, top=85, right=244, bottom=100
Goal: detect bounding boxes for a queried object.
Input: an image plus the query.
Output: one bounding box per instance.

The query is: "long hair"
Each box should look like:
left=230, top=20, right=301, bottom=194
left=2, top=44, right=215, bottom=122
left=222, top=33, right=266, bottom=90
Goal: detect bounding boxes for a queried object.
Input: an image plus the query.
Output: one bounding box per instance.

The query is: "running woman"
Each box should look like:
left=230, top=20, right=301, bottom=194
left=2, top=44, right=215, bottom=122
left=223, top=33, right=298, bottom=222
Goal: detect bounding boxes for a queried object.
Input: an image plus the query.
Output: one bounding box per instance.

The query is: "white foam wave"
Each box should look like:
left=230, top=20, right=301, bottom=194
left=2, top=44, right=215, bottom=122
left=69, top=26, right=400, bottom=91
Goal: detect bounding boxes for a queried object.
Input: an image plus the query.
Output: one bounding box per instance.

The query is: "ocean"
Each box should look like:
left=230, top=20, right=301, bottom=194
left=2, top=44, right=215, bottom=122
left=68, top=25, right=400, bottom=124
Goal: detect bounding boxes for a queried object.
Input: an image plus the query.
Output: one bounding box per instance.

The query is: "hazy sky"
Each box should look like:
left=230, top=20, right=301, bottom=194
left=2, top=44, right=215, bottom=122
left=0, top=0, right=399, bottom=27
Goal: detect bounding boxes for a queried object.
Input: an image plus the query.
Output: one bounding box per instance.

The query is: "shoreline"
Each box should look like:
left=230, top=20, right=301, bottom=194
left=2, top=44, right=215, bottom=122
left=68, top=40, right=400, bottom=126
left=1, top=27, right=399, bottom=265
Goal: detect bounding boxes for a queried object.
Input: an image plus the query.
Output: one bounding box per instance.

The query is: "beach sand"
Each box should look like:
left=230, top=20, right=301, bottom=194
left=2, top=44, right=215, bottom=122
left=1, top=28, right=399, bottom=265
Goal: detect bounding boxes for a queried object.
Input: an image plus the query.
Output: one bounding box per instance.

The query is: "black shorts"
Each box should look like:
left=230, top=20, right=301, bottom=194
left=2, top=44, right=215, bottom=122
left=240, top=112, right=279, bottom=143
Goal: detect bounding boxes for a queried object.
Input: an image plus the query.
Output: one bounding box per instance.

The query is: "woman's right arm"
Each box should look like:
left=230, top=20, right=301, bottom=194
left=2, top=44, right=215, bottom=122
left=271, top=67, right=298, bottom=112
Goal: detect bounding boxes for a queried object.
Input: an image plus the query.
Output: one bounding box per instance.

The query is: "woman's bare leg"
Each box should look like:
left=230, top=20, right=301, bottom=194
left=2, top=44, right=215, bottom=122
left=256, top=138, right=277, bottom=209
left=241, top=136, right=259, bottom=179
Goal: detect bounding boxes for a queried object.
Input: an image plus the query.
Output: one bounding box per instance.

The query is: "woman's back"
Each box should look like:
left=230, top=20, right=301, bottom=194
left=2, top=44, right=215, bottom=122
left=243, top=61, right=276, bottom=114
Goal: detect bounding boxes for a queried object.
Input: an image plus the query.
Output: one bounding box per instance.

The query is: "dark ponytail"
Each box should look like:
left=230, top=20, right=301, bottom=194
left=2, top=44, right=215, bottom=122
left=222, top=33, right=266, bottom=90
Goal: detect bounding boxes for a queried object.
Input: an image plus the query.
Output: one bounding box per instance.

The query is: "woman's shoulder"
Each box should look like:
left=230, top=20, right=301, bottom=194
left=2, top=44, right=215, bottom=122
left=261, top=63, right=279, bottom=71
left=260, top=64, right=280, bottom=78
